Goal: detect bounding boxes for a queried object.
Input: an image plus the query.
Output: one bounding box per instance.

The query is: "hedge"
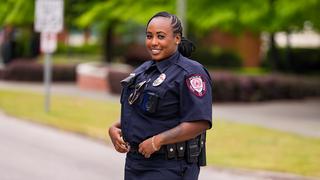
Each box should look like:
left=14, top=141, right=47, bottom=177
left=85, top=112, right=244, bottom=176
left=108, top=69, right=320, bottom=102
left=264, top=48, right=320, bottom=74
left=211, top=72, right=320, bottom=102
left=1, top=60, right=319, bottom=102
left=0, top=60, right=76, bottom=82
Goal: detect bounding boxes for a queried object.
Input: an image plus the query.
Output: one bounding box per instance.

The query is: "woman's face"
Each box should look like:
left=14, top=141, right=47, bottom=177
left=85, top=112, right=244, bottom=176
left=145, top=17, right=180, bottom=61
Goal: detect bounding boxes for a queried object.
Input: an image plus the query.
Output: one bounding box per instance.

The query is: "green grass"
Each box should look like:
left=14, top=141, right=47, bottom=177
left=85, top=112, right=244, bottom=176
left=0, top=89, right=319, bottom=177
left=234, top=67, right=269, bottom=75
left=207, top=67, right=269, bottom=76
left=207, top=120, right=320, bottom=177
left=0, top=89, right=119, bottom=139
left=38, top=54, right=102, bottom=65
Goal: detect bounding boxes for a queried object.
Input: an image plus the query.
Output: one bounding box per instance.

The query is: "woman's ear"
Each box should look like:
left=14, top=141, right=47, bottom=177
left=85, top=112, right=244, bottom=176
left=175, top=35, right=181, bottom=45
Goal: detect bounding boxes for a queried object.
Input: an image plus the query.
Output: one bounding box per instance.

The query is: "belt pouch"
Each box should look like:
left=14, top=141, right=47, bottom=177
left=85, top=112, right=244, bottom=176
left=186, top=139, right=200, bottom=163
left=166, top=144, right=176, bottom=159
left=176, top=142, right=186, bottom=158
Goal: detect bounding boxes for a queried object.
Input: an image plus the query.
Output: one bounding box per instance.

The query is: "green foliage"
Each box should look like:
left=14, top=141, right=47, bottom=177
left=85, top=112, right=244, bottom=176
left=75, top=0, right=175, bottom=29
left=188, top=0, right=319, bottom=34
left=56, top=43, right=101, bottom=55
left=1, top=0, right=318, bottom=34
left=0, top=0, right=34, bottom=26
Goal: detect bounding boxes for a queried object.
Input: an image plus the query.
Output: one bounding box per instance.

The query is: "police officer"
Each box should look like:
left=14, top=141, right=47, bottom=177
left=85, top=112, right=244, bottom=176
left=109, top=11, right=212, bottom=180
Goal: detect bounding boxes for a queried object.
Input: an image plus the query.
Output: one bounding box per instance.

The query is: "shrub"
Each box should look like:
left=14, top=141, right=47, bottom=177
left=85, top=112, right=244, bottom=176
left=107, top=69, right=131, bottom=94
left=0, top=68, right=3, bottom=79
left=107, top=67, right=320, bottom=102
left=211, top=71, right=320, bottom=102
left=264, top=48, right=320, bottom=74
left=124, top=44, right=151, bottom=66
left=1, top=60, right=76, bottom=82
left=56, top=43, right=101, bottom=55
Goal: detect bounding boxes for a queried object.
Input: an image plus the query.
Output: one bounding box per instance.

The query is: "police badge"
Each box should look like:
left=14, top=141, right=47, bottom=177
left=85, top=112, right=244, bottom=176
left=152, top=73, right=166, bottom=86
left=186, top=74, right=206, bottom=97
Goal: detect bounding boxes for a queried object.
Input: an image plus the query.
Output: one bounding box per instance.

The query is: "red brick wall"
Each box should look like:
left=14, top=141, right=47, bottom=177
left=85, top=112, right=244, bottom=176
left=206, top=29, right=262, bottom=67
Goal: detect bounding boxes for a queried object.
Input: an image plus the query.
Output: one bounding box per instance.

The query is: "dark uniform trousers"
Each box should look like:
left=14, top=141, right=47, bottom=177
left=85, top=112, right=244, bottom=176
left=125, top=153, right=200, bottom=180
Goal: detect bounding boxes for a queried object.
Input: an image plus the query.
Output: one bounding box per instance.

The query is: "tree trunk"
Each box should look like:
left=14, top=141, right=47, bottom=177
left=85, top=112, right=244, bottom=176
left=30, top=30, right=40, bottom=58
left=1, top=26, right=16, bottom=64
left=103, top=21, right=116, bottom=63
left=84, top=27, right=90, bottom=45
left=269, top=32, right=279, bottom=70
left=285, top=30, right=292, bottom=71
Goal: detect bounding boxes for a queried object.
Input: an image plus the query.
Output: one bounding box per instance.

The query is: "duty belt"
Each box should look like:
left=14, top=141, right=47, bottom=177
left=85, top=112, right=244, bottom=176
left=127, top=134, right=206, bottom=166
left=128, top=142, right=186, bottom=159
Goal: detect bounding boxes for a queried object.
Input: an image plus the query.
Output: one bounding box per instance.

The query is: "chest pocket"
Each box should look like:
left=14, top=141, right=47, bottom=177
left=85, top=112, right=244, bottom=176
left=138, top=82, right=178, bottom=117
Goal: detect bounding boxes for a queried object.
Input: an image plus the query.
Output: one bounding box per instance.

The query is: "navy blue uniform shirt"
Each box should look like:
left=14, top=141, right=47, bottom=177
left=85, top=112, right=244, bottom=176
left=120, top=51, right=212, bottom=146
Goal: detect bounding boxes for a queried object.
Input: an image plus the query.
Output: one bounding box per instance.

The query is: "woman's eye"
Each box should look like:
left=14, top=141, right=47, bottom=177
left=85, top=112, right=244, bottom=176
left=158, top=35, right=165, bottom=39
left=146, top=34, right=152, bottom=39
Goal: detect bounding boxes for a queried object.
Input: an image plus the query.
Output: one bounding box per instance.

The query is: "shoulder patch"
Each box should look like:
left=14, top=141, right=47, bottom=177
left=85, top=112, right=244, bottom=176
left=186, top=74, right=207, bottom=97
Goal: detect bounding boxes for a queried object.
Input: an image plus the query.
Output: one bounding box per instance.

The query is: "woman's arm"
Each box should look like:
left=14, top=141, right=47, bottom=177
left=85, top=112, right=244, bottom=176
left=108, top=121, right=129, bottom=153
left=138, top=120, right=209, bottom=158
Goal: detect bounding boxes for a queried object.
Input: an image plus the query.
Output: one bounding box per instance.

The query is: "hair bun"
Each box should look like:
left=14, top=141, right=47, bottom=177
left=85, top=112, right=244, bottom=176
left=178, top=37, right=195, bottom=57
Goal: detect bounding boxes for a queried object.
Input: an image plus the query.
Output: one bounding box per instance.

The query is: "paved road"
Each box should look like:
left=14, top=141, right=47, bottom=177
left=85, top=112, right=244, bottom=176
left=1, top=112, right=317, bottom=180
left=213, top=99, right=320, bottom=138
left=0, top=112, right=125, bottom=180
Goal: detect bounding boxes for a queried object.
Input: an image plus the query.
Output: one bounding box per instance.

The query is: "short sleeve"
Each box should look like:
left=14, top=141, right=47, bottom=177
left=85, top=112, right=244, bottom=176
left=179, top=72, right=212, bottom=128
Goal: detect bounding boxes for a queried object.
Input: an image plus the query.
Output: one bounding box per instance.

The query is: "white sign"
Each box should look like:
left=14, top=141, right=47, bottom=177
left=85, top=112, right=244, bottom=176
left=41, top=32, right=57, bottom=53
left=35, top=0, right=64, bottom=33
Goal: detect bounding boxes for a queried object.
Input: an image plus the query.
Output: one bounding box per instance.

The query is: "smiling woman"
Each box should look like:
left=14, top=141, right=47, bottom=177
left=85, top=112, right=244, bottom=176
left=108, top=11, right=213, bottom=180
left=145, top=16, right=180, bottom=61
left=145, top=12, right=195, bottom=61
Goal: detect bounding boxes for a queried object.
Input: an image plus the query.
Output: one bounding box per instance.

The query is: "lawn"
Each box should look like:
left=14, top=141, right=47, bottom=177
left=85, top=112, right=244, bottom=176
left=0, top=89, right=319, bottom=177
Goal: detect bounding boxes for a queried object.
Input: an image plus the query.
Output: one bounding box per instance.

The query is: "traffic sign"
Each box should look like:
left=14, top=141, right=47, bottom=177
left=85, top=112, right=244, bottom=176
left=35, top=0, right=64, bottom=33
left=40, top=32, right=57, bottom=53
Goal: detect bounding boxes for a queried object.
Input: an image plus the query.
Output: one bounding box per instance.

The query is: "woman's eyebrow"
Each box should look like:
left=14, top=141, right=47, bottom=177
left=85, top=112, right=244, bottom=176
left=146, top=31, right=167, bottom=35
left=156, top=31, right=167, bottom=35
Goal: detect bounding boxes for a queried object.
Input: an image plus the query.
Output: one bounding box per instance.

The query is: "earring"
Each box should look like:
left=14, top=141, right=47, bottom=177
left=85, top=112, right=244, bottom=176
left=176, top=42, right=179, bottom=45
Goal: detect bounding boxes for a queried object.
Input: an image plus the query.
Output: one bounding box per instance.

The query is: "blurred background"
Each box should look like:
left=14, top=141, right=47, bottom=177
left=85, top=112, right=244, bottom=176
left=0, top=0, right=320, bottom=179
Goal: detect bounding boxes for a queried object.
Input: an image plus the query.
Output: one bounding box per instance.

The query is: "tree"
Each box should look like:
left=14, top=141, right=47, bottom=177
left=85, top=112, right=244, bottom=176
left=2, top=0, right=318, bottom=64
left=75, top=0, right=175, bottom=62
left=0, top=0, right=37, bottom=63
left=75, top=0, right=319, bottom=64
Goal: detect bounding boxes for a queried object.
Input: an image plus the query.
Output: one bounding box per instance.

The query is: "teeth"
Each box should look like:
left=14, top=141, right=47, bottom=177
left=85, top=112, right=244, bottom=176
left=151, top=49, right=160, bottom=54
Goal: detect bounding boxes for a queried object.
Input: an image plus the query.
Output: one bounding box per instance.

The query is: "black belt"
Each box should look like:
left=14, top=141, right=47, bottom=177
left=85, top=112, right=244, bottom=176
left=128, top=142, right=186, bottom=160
left=127, top=134, right=206, bottom=165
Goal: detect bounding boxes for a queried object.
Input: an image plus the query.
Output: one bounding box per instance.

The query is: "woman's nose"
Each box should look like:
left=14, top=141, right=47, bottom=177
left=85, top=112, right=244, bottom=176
left=151, top=37, right=158, bottom=46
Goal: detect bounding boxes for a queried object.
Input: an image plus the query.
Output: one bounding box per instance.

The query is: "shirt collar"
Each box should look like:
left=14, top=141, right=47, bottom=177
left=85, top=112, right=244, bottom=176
left=154, top=51, right=180, bottom=73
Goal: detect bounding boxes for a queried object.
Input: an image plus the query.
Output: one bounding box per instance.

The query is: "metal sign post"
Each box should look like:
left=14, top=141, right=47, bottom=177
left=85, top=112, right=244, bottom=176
left=40, top=32, right=57, bottom=112
left=35, top=0, right=64, bottom=112
left=44, top=52, right=52, bottom=112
